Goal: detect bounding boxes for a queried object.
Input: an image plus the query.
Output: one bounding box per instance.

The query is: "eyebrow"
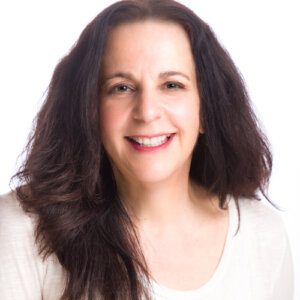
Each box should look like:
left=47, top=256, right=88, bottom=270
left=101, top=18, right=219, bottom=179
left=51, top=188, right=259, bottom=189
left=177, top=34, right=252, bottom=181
left=102, top=71, right=191, bottom=83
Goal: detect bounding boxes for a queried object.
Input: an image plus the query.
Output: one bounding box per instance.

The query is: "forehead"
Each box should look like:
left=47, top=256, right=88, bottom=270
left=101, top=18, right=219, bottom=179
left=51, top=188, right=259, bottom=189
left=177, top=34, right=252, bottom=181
left=101, top=20, right=195, bottom=75
left=107, top=19, right=189, bottom=41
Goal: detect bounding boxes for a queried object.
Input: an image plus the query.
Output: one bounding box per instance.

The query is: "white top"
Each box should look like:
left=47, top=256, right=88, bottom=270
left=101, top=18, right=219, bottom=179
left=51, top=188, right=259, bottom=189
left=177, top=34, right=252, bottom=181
left=0, top=191, right=294, bottom=300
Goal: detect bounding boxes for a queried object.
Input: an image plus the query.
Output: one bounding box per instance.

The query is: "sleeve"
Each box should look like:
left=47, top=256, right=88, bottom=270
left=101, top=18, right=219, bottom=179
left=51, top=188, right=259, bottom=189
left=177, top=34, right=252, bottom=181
left=0, top=192, right=45, bottom=300
left=270, top=225, right=294, bottom=300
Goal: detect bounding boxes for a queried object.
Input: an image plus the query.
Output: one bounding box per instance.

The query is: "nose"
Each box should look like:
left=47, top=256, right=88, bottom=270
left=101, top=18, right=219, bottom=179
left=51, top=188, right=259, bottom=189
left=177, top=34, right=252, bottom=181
left=132, top=88, right=162, bottom=123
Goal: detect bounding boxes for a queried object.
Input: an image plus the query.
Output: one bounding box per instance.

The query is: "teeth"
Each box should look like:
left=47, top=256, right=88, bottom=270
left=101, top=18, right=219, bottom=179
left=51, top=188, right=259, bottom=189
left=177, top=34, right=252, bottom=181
left=130, top=134, right=171, bottom=147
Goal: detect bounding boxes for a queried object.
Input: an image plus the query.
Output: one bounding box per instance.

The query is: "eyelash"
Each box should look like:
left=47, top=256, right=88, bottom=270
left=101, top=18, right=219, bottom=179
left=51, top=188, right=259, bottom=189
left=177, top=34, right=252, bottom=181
left=108, top=82, right=185, bottom=94
left=164, top=82, right=185, bottom=90
left=108, top=84, right=135, bottom=94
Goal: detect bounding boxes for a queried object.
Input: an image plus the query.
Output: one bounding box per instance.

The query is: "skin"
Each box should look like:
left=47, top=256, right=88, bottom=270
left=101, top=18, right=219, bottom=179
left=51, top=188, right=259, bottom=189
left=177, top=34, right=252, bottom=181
left=99, top=20, right=229, bottom=290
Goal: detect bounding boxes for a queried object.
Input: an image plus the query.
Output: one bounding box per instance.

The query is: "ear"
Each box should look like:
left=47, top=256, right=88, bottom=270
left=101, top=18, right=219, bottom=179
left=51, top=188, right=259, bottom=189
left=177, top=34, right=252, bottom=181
left=199, top=119, right=205, bottom=134
left=199, top=104, right=205, bottom=134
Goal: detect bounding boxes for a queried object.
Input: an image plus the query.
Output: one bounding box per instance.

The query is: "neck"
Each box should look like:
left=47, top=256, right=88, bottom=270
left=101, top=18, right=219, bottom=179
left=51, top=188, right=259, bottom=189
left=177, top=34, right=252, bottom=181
left=113, top=167, right=217, bottom=228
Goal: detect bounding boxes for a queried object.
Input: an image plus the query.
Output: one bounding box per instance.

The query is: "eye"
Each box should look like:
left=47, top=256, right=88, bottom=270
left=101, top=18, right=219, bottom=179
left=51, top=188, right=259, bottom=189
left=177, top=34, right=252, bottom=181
left=109, top=84, right=134, bottom=94
left=165, top=82, right=184, bottom=90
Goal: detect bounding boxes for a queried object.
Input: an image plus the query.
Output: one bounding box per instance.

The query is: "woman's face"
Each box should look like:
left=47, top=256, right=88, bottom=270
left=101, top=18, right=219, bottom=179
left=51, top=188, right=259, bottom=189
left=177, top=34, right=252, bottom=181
left=99, top=20, right=202, bottom=185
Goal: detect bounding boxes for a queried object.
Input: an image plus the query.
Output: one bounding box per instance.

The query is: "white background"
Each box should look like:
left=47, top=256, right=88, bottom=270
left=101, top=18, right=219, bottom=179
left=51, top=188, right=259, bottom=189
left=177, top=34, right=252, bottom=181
left=0, top=0, right=299, bottom=298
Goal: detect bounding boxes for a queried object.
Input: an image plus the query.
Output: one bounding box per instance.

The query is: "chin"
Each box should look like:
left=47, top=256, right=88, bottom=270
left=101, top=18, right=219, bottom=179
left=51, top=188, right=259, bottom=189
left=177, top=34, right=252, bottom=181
left=132, top=171, right=172, bottom=184
left=124, top=163, right=171, bottom=183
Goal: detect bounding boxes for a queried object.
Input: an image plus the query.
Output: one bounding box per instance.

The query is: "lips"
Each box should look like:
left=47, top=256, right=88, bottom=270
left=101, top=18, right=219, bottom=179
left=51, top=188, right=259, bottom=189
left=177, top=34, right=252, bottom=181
left=125, top=133, right=176, bottom=152
left=126, top=133, right=175, bottom=138
left=129, top=134, right=170, bottom=145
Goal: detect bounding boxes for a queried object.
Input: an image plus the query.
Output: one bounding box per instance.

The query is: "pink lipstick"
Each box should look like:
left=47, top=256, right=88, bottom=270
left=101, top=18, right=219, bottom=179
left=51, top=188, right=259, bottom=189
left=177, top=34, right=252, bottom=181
left=125, top=133, right=175, bottom=152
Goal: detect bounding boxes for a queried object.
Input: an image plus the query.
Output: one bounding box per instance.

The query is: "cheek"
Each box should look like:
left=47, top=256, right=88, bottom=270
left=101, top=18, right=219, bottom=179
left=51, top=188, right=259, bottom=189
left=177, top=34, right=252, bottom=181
left=99, top=102, right=128, bottom=138
left=170, top=97, right=200, bottom=133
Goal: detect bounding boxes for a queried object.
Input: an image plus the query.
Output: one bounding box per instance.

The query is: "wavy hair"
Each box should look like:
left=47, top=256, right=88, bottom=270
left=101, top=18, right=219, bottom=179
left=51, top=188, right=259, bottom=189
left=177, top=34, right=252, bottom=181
left=12, top=0, right=277, bottom=299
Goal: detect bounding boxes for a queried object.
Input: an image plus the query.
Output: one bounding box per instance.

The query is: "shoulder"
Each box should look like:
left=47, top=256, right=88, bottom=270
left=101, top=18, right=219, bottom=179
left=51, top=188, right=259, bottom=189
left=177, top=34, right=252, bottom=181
left=0, top=190, right=36, bottom=241
left=0, top=190, right=40, bottom=264
left=237, top=197, right=287, bottom=239
left=234, top=197, right=290, bottom=252
left=229, top=197, right=292, bottom=269
left=231, top=197, right=294, bottom=298
left=0, top=191, right=43, bottom=298
left=0, top=191, right=67, bottom=300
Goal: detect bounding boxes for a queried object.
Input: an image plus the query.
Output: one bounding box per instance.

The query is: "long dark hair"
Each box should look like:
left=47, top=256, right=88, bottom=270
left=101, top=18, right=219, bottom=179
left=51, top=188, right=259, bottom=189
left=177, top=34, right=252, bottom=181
left=11, top=0, right=277, bottom=299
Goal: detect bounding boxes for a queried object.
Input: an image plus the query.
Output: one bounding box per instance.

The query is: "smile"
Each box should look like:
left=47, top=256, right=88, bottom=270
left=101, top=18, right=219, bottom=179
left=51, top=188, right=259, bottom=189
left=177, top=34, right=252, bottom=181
left=125, top=133, right=176, bottom=152
left=127, top=134, right=172, bottom=147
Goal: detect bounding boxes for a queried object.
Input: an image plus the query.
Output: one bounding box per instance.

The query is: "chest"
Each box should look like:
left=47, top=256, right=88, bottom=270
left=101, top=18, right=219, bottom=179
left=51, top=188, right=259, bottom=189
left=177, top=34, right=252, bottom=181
left=139, top=216, right=229, bottom=290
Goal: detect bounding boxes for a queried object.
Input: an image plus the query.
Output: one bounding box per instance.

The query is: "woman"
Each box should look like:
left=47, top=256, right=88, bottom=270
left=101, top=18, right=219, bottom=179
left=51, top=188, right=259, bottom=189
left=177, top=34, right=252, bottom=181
left=0, top=0, right=294, bottom=299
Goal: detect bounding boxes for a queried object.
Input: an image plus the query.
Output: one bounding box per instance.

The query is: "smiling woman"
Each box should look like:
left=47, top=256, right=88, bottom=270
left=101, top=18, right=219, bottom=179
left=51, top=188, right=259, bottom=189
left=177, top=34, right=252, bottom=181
left=99, top=20, right=202, bottom=185
left=0, top=0, right=294, bottom=300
